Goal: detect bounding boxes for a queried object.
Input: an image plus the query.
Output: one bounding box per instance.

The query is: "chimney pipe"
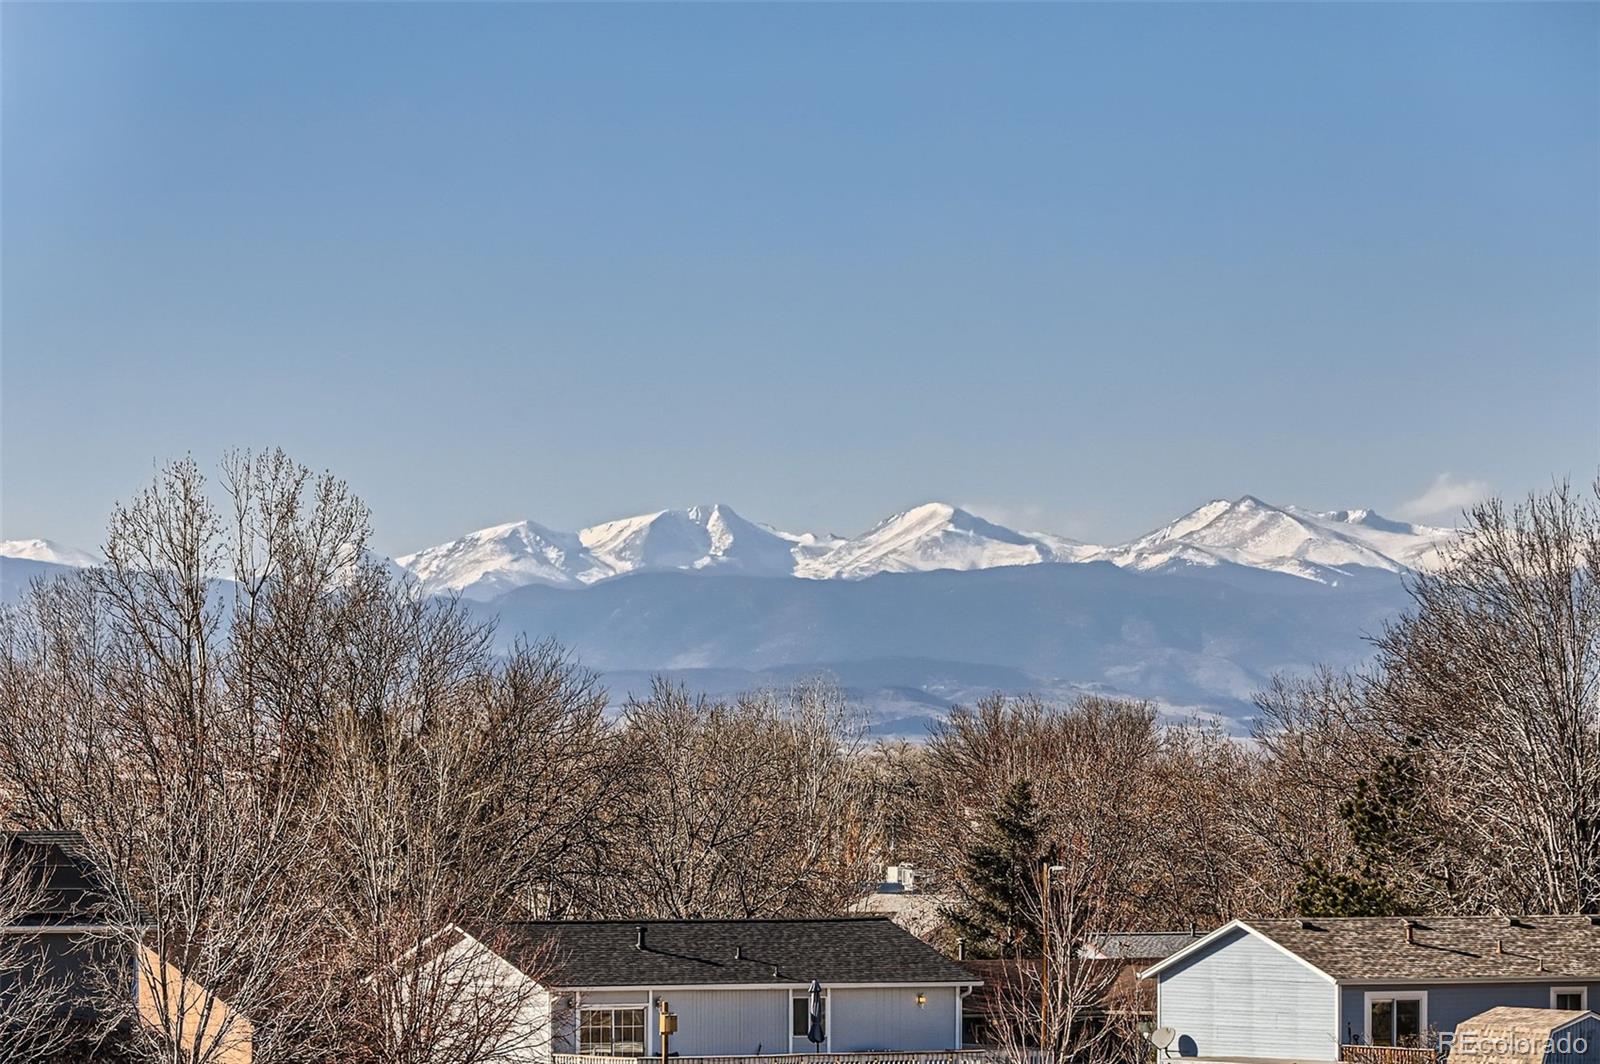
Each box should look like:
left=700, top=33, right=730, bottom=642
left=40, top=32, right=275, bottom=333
left=734, top=945, right=742, bottom=961
left=636, top=925, right=646, bottom=950
left=957, top=938, right=966, bottom=961
left=1496, top=938, right=1504, bottom=955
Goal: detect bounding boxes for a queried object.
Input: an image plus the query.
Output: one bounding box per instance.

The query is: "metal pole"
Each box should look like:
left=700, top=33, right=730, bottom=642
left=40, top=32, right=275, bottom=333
left=1039, top=861, right=1050, bottom=1056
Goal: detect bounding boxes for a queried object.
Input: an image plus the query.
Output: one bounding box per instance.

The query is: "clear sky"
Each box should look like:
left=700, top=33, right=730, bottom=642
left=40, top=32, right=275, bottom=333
left=3, top=2, right=1596, bottom=556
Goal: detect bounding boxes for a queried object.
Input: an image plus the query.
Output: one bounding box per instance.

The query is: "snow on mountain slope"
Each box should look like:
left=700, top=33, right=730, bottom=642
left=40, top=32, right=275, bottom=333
left=0, top=539, right=101, bottom=568
left=579, top=504, right=798, bottom=578
left=1099, top=496, right=1455, bottom=582
left=396, top=520, right=609, bottom=599
left=390, top=495, right=1459, bottom=597
left=794, top=503, right=1079, bottom=579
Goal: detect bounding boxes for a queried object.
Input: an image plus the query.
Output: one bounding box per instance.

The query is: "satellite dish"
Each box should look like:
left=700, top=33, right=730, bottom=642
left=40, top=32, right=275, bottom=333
left=1148, top=1027, right=1176, bottom=1050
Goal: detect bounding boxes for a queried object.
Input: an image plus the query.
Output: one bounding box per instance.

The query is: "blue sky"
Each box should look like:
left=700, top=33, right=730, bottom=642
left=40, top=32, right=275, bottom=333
left=3, top=2, right=1596, bottom=555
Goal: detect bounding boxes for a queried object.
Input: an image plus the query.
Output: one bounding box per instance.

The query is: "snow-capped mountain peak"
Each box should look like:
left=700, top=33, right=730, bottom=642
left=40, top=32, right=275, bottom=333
left=795, top=502, right=1062, bottom=580
left=0, top=538, right=101, bottom=568
left=579, top=503, right=797, bottom=577
left=1100, top=495, right=1456, bottom=582
left=396, top=519, right=608, bottom=600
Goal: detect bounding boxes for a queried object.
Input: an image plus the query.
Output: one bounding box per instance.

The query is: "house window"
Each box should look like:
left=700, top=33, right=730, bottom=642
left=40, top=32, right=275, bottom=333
left=792, top=995, right=826, bottom=1041
left=1365, top=992, right=1428, bottom=1048
left=1552, top=986, right=1588, bottom=1012
left=579, top=1007, right=647, bottom=1056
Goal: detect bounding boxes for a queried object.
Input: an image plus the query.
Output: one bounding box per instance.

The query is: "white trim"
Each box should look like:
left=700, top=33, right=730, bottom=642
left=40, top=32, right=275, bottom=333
left=576, top=1001, right=649, bottom=1057
left=1552, top=985, right=1589, bottom=1011
left=825, top=986, right=832, bottom=1053
left=1362, top=990, right=1428, bottom=1047
left=1332, top=980, right=1343, bottom=1051
left=1137, top=919, right=1337, bottom=984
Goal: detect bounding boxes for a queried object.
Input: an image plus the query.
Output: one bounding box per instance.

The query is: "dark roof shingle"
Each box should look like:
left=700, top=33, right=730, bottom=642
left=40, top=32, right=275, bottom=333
left=1247, top=916, right=1600, bottom=982
left=1, top=830, right=120, bottom=926
left=503, top=917, right=980, bottom=988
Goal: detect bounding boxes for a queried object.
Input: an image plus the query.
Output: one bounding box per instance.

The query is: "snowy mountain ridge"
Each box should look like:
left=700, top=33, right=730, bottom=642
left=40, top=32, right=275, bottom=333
left=0, top=539, right=102, bottom=569
left=3, top=496, right=1460, bottom=603
left=388, top=495, right=1458, bottom=600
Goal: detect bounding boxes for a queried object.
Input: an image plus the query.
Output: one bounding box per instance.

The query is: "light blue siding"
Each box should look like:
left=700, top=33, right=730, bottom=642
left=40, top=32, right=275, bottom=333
left=1157, top=927, right=1338, bottom=1061
left=1340, top=983, right=1600, bottom=1045
left=656, top=988, right=790, bottom=1056
left=830, top=986, right=959, bottom=1052
left=554, top=984, right=965, bottom=1057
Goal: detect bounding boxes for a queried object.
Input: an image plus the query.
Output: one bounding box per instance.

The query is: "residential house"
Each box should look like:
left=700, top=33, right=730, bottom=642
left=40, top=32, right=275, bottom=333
left=958, top=931, right=1202, bottom=1047
left=1080, top=930, right=1206, bottom=1023
left=0, top=830, right=130, bottom=1029
left=1139, top=916, right=1600, bottom=1062
left=1, top=830, right=251, bottom=1063
left=427, top=916, right=983, bottom=1061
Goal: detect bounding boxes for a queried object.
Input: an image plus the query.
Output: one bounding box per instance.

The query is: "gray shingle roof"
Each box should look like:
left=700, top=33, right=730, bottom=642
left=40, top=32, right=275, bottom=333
left=1246, top=916, right=1600, bottom=982
left=1084, top=931, right=1204, bottom=961
left=1, top=830, right=120, bottom=926
left=503, top=917, right=981, bottom=988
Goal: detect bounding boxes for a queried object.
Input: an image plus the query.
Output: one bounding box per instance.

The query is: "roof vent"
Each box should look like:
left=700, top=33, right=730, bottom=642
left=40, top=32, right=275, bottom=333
left=1589, top=915, right=1600, bottom=927
left=1496, top=938, right=1504, bottom=955
left=734, top=945, right=743, bottom=961
left=1298, top=919, right=1321, bottom=931
left=636, top=925, right=646, bottom=950
left=1505, top=916, right=1521, bottom=928
left=1403, top=919, right=1417, bottom=944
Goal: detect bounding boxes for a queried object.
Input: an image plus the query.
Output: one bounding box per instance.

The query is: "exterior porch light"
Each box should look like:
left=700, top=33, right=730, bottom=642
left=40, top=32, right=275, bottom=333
left=915, top=992, right=927, bottom=1008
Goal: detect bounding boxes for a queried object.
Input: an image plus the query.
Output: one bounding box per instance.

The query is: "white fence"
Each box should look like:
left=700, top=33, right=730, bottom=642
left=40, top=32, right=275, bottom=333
left=554, top=1052, right=1010, bottom=1064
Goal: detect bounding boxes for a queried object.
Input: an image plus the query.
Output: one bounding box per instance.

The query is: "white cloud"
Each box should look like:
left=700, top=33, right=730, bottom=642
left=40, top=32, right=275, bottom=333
left=1397, top=473, right=1491, bottom=522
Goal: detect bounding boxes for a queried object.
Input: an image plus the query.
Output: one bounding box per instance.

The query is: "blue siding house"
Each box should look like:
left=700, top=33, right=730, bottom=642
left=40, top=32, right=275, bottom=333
left=1139, top=916, right=1600, bottom=1062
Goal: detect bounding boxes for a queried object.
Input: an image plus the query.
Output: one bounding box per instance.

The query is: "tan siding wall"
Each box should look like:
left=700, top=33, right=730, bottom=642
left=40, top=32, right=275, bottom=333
left=136, top=947, right=253, bottom=1064
left=829, top=986, right=958, bottom=1052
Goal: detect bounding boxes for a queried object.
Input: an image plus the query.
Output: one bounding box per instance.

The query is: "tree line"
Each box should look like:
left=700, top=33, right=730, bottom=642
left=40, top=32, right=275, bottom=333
left=0, top=452, right=1593, bottom=1063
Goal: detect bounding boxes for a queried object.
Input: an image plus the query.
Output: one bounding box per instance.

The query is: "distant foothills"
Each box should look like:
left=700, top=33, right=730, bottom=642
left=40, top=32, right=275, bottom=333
left=0, top=496, right=1459, bottom=733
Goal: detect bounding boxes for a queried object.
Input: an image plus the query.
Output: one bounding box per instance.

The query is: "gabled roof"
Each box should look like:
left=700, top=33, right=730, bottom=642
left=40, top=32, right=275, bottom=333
left=1141, top=916, right=1600, bottom=983
left=1, top=830, right=121, bottom=927
left=502, top=917, right=980, bottom=989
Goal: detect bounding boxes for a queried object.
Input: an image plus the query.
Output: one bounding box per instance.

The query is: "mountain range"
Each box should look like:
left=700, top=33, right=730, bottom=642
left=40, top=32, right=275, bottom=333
left=393, top=496, right=1455, bottom=599
left=0, top=497, right=1459, bottom=733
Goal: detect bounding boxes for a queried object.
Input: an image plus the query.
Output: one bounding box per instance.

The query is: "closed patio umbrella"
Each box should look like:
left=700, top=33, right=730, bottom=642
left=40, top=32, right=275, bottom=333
left=807, top=979, right=825, bottom=1051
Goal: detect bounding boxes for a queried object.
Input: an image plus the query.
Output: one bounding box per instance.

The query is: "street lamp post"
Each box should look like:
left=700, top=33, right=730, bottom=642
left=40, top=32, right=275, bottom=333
left=1039, top=862, right=1067, bottom=1058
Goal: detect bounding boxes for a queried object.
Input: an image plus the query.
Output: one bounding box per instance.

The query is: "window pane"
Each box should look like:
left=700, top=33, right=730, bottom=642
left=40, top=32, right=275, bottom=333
left=1557, top=993, right=1584, bottom=1011
left=1370, top=1000, right=1395, bottom=1046
left=614, top=1008, right=646, bottom=1056
left=1395, top=999, right=1421, bottom=1048
left=581, top=1010, right=615, bottom=1052
left=793, top=997, right=825, bottom=1039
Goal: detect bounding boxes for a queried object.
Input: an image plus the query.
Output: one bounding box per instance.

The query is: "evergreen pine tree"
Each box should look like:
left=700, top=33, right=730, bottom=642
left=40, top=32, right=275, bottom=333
left=1296, top=749, right=1424, bottom=916
left=945, top=777, right=1046, bottom=957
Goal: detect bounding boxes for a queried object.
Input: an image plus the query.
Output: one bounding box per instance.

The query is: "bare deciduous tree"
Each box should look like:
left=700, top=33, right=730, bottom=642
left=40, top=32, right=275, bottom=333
left=602, top=680, right=880, bottom=918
